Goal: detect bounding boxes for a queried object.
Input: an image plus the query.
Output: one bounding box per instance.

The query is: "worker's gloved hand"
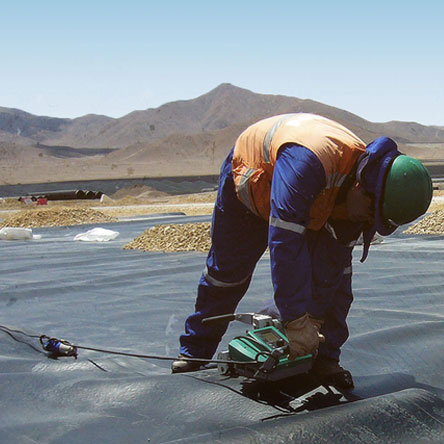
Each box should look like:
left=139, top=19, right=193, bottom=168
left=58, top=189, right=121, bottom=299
left=285, top=313, right=325, bottom=360
left=309, top=316, right=324, bottom=334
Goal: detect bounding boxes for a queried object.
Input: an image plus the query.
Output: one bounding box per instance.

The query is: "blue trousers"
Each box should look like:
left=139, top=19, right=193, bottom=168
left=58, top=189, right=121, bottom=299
left=179, top=150, right=355, bottom=362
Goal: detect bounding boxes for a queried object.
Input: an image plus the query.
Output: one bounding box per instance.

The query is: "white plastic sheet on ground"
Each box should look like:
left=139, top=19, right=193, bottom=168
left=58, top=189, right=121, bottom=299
left=0, top=227, right=42, bottom=240
left=73, top=227, right=119, bottom=242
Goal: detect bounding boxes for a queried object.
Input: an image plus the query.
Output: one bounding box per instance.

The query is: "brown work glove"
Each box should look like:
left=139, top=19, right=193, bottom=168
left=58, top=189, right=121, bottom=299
left=285, top=313, right=325, bottom=360
left=309, top=316, right=324, bottom=334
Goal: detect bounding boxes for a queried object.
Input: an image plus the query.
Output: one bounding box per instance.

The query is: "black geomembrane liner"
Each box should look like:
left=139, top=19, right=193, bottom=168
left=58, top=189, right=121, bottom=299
left=1, top=214, right=444, bottom=443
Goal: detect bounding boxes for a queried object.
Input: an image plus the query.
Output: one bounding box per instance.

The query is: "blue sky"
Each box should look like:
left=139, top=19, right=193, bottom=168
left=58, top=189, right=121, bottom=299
left=1, top=1, right=443, bottom=125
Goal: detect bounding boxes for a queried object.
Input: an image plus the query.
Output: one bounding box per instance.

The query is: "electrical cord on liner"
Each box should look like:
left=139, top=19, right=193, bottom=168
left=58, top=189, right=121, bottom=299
left=0, top=324, right=259, bottom=366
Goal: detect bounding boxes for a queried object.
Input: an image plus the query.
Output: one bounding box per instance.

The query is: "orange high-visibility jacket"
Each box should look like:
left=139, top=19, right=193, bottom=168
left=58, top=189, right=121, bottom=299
left=232, top=113, right=366, bottom=230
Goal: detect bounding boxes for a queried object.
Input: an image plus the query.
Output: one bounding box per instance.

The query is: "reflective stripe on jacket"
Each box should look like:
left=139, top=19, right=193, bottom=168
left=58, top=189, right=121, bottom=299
left=232, top=113, right=366, bottom=229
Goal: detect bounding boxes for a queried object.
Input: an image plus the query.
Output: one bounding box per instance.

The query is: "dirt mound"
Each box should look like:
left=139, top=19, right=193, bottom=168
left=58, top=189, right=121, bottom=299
left=1, top=207, right=117, bottom=228
left=123, top=222, right=211, bottom=252
left=112, top=185, right=169, bottom=200
left=404, top=210, right=444, bottom=235
left=168, top=191, right=217, bottom=204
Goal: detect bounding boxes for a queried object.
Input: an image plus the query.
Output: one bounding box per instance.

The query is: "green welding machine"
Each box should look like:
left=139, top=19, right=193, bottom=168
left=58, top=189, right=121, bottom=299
left=202, top=313, right=313, bottom=382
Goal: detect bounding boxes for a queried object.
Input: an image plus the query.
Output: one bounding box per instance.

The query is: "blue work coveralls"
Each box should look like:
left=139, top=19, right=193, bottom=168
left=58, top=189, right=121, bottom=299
left=179, top=144, right=363, bottom=362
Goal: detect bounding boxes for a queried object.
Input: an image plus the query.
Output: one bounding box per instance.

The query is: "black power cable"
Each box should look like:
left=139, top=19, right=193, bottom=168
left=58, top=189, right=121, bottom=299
left=0, top=323, right=258, bottom=366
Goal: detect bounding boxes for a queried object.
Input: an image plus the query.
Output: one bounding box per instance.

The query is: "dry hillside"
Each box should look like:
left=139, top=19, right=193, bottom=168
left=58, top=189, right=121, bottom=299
left=1, top=84, right=444, bottom=185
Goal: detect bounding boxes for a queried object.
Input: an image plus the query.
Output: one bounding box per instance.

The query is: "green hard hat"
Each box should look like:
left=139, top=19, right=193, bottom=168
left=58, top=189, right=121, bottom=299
left=382, top=155, right=433, bottom=226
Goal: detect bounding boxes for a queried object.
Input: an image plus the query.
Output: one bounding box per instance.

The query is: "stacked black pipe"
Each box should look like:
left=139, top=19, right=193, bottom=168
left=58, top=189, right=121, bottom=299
left=23, top=190, right=103, bottom=201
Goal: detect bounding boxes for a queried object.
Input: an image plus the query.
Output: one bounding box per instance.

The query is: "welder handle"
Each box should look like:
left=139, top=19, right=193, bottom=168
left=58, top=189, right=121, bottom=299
left=201, top=314, right=236, bottom=325
left=255, top=346, right=289, bottom=376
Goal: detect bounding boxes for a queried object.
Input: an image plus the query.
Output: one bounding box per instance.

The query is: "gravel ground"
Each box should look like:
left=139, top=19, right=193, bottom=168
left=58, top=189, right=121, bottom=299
left=98, top=203, right=214, bottom=218
left=123, top=222, right=212, bottom=252
left=1, top=190, right=443, bottom=252
left=0, top=207, right=117, bottom=228
left=404, top=209, right=444, bottom=235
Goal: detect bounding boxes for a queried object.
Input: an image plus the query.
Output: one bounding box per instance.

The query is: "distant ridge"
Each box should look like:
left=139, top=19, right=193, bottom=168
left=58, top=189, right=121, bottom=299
left=1, top=84, right=443, bottom=184
left=2, top=83, right=444, bottom=149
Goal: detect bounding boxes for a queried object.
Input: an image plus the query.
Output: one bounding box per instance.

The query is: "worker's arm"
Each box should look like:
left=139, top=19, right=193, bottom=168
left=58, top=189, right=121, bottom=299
left=269, top=144, right=326, bottom=322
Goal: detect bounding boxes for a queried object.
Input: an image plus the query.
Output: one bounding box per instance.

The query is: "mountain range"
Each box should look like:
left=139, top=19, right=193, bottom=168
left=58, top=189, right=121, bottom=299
left=1, top=83, right=443, bottom=185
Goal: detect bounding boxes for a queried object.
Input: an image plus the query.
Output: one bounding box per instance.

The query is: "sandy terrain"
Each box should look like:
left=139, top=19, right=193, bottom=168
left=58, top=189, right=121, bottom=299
left=1, top=188, right=443, bottom=221
left=0, top=188, right=443, bottom=254
left=0, top=190, right=216, bottom=221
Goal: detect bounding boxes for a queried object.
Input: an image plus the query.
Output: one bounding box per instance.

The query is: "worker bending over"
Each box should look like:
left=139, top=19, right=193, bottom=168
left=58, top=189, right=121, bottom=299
left=172, top=113, right=433, bottom=388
